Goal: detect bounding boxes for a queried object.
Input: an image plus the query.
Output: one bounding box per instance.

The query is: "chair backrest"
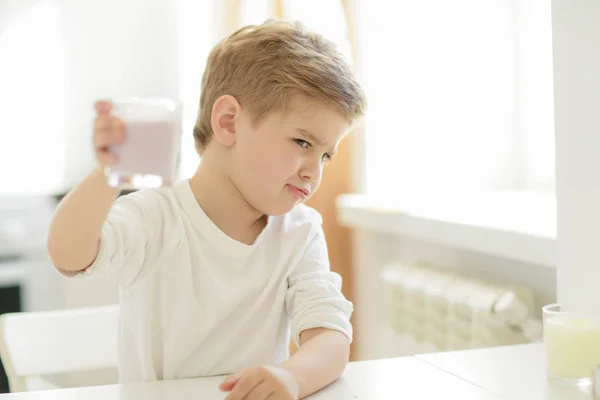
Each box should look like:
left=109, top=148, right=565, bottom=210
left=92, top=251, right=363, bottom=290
left=0, top=305, right=119, bottom=392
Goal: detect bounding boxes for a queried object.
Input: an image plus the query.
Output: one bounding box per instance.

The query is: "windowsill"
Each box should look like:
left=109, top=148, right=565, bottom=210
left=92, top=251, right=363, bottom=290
left=336, top=191, right=557, bottom=268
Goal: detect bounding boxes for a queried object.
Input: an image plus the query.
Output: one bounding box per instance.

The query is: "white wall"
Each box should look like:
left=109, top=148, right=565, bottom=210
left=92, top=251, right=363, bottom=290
left=552, top=0, right=600, bottom=310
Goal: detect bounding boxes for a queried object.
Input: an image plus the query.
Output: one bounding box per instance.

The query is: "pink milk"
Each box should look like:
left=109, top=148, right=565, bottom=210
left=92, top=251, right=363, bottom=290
left=108, top=120, right=180, bottom=188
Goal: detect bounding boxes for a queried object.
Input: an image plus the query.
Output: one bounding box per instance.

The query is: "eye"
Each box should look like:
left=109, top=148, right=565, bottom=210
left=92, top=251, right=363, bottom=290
left=294, top=139, right=311, bottom=149
left=322, top=153, right=332, bottom=163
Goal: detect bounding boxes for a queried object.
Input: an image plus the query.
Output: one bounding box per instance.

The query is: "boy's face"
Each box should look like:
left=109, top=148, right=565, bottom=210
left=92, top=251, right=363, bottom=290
left=230, top=96, right=350, bottom=216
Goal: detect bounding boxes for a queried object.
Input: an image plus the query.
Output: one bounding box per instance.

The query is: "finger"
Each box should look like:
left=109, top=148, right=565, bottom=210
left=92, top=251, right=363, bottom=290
left=94, top=115, right=111, bottom=131
left=93, top=131, right=123, bottom=148
left=94, top=116, right=124, bottom=135
left=94, top=120, right=124, bottom=148
left=225, top=374, right=264, bottom=400
left=245, top=381, right=276, bottom=400
left=219, top=374, right=242, bottom=392
left=96, top=151, right=118, bottom=167
left=94, top=100, right=112, bottom=116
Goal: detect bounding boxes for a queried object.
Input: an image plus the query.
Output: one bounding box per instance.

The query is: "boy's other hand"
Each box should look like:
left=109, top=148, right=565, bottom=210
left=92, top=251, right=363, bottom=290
left=93, top=100, right=125, bottom=168
left=219, top=365, right=299, bottom=400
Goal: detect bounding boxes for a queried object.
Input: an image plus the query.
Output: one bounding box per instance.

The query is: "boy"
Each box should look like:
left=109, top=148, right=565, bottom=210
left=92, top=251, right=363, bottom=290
left=47, top=20, right=366, bottom=400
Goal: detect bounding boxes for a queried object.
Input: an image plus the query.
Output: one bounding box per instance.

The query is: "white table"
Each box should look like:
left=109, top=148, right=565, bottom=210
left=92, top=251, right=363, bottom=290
left=0, top=357, right=500, bottom=399
left=0, top=343, right=589, bottom=399
left=416, top=343, right=593, bottom=400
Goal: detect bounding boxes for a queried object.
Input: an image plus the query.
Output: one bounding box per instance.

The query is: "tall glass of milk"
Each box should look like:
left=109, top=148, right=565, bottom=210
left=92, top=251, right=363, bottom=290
left=543, top=303, right=600, bottom=387
left=105, top=97, right=182, bottom=189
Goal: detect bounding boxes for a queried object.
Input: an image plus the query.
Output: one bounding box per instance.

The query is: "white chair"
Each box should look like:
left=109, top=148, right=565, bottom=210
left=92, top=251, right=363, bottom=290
left=0, top=305, right=119, bottom=392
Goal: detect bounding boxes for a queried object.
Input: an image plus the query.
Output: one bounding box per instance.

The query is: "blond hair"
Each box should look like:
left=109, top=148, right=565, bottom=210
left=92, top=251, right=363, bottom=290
left=193, top=19, right=366, bottom=153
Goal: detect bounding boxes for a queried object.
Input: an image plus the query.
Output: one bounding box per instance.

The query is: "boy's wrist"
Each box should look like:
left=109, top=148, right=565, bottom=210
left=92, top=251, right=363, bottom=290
left=91, top=167, right=122, bottom=194
left=276, top=365, right=301, bottom=399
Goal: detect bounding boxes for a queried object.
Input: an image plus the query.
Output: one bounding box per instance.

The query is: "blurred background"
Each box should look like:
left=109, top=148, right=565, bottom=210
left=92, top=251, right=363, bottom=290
left=0, top=0, right=559, bottom=391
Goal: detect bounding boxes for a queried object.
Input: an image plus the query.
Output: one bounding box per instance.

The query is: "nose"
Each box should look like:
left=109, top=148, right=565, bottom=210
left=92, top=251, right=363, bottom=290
left=299, top=156, right=323, bottom=183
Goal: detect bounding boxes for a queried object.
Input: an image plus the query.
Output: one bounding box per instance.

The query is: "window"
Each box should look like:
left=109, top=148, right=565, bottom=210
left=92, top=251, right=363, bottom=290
left=514, top=0, right=555, bottom=190
left=359, top=0, right=555, bottom=197
left=0, top=1, right=68, bottom=194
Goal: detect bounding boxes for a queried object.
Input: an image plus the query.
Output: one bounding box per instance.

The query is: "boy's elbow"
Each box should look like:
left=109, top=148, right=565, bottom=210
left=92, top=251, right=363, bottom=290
left=47, top=242, right=75, bottom=273
left=46, top=235, right=96, bottom=274
left=46, top=234, right=64, bottom=268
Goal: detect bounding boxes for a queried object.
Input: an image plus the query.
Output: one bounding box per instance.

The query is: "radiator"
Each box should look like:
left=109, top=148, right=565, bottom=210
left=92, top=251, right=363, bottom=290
left=380, top=263, right=543, bottom=357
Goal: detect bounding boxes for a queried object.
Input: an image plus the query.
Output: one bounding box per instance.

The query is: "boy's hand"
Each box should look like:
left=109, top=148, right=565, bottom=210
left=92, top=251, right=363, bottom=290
left=93, top=100, right=125, bottom=168
left=219, top=365, right=299, bottom=400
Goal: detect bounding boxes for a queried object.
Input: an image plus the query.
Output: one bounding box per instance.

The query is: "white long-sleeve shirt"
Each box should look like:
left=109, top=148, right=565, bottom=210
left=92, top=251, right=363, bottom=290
left=70, top=180, right=353, bottom=383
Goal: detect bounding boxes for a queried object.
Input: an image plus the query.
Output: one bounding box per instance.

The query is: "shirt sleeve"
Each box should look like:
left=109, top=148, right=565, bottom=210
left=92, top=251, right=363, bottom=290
left=285, top=224, right=354, bottom=347
left=63, top=191, right=151, bottom=287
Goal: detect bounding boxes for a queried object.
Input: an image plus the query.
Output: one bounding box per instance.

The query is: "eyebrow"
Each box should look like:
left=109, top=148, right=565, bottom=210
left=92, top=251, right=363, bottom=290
left=296, top=128, right=326, bottom=147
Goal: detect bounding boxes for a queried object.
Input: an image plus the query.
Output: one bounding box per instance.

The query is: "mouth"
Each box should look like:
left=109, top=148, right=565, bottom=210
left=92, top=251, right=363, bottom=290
left=287, top=184, right=310, bottom=199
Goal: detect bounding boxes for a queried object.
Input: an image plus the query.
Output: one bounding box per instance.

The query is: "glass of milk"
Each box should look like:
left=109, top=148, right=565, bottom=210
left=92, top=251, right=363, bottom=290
left=104, top=97, right=182, bottom=189
left=543, top=303, right=600, bottom=387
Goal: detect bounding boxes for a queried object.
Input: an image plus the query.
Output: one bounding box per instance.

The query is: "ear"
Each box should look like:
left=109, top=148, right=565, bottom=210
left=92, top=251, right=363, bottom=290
left=210, top=95, right=240, bottom=147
